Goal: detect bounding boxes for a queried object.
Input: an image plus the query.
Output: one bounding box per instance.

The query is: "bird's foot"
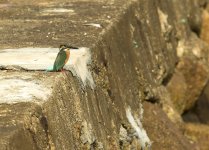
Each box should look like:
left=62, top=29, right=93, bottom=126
left=60, top=68, right=67, bottom=72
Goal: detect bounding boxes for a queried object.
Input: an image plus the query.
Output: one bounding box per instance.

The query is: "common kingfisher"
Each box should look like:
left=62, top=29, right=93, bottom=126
left=53, top=44, right=78, bottom=71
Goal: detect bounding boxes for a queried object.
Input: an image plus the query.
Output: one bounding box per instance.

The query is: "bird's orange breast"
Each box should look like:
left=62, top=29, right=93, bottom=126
left=64, top=49, right=70, bottom=64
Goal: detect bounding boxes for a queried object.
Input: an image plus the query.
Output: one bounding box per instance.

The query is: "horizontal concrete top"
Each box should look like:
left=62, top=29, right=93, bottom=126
left=0, top=47, right=95, bottom=104
left=0, top=47, right=95, bottom=87
left=0, top=47, right=82, bottom=70
left=0, top=0, right=126, bottom=48
left=0, top=72, right=54, bottom=104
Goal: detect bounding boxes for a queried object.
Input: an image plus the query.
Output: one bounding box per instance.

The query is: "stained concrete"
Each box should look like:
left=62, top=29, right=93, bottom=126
left=0, top=48, right=60, bottom=70
left=0, top=0, right=208, bottom=150
left=0, top=72, right=55, bottom=104
left=0, top=48, right=87, bottom=70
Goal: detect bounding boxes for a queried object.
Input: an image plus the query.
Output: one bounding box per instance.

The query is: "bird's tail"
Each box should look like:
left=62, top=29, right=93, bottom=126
left=45, top=66, right=55, bottom=72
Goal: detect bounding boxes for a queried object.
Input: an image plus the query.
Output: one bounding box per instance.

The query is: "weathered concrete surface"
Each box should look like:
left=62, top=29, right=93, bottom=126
left=0, top=103, right=50, bottom=150
left=0, top=48, right=86, bottom=70
left=167, top=56, right=209, bottom=114
left=183, top=123, right=209, bottom=150
left=0, top=72, right=54, bottom=104
left=0, top=47, right=95, bottom=88
left=195, top=66, right=209, bottom=124
left=0, top=0, right=209, bottom=150
left=143, top=102, right=194, bottom=150
left=179, top=2, right=209, bottom=150
left=180, top=5, right=209, bottom=149
left=201, top=8, right=209, bottom=43
left=0, top=0, right=122, bottom=49
left=0, top=48, right=62, bottom=70
left=182, top=81, right=209, bottom=124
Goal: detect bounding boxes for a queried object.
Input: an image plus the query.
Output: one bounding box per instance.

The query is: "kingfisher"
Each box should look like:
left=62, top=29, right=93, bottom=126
left=52, top=44, right=78, bottom=72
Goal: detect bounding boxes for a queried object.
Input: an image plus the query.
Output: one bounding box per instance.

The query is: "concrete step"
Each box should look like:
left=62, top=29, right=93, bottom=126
left=0, top=0, right=207, bottom=149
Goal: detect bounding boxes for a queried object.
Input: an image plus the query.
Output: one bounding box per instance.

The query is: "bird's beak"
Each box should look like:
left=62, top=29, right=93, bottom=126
left=68, top=46, right=79, bottom=49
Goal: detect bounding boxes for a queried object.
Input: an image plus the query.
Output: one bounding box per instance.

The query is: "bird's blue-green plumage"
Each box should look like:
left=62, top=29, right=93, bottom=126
left=46, top=44, right=79, bottom=72
left=53, top=48, right=67, bottom=71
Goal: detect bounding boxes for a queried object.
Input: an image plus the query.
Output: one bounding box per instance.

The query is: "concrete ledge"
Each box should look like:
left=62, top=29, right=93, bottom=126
left=0, top=72, right=55, bottom=104
left=0, top=0, right=206, bottom=149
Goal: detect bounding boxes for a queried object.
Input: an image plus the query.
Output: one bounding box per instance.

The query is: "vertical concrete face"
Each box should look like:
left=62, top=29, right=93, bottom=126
left=42, top=0, right=194, bottom=150
left=0, top=103, right=50, bottom=150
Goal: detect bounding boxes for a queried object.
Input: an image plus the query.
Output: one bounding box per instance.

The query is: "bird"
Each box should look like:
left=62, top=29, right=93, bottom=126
left=49, top=44, right=78, bottom=72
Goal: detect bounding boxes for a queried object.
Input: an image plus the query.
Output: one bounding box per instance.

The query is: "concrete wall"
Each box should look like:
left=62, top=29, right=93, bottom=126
left=0, top=0, right=209, bottom=150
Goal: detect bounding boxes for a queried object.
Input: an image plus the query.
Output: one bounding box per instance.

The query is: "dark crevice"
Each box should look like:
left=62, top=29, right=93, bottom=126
left=145, top=98, right=159, bottom=104
left=182, top=105, right=200, bottom=123
left=162, top=73, right=173, bottom=86
left=191, top=29, right=201, bottom=37
left=39, top=115, right=52, bottom=150
left=92, top=65, right=101, bottom=75
left=27, top=113, right=52, bottom=150
left=90, top=140, right=97, bottom=149
left=200, top=1, right=208, bottom=9
left=40, top=116, right=49, bottom=137
left=0, top=65, right=46, bottom=72
left=182, top=83, right=209, bottom=124
left=143, top=89, right=159, bottom=104
left=26, top=128, right=40, bottom=150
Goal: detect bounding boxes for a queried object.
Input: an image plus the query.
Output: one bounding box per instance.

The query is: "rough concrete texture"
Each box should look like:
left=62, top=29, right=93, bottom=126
left=195, top=82, right=209, bottom=124
left=0, top=103, right=50, bottom=150
left=143, top=102, right=195, bottom=150
left=0, top=47, right=95, bottom=88
left=167, top=56, right=209, bottom=114
left=0, top=48, right=88, bottom=70
left=183, top=123, right=209, bottom=150
left=0, top=72, right=54, bottom=104
left=201, top=6, right=209, bottom=43
left=182, top=81, right=209, bottom=125
left=0, top=48, right=70, bottom=70
left=1, top=0, right=209, bottom=150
